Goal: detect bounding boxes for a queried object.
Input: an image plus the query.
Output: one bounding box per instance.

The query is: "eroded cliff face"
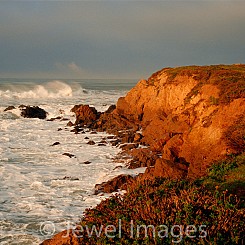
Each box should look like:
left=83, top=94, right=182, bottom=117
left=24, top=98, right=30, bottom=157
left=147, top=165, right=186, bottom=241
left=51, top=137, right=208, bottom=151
left=115, top=65, right=245, bottom=178
left=41, top=65, right=245, bottom=245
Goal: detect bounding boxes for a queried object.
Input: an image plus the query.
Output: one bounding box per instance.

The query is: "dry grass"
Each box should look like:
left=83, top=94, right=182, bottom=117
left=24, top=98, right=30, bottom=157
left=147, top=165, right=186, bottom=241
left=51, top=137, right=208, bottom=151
left=150, top=64, right=245, bottom=104
left=224, top=115, right=245, bottom=154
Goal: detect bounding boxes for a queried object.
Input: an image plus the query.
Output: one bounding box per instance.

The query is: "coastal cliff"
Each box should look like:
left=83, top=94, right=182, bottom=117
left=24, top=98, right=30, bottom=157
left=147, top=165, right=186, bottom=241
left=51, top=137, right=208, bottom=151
left=114, top=65, right=245, bottom=179
left=41, top=64, right=245, bottom=244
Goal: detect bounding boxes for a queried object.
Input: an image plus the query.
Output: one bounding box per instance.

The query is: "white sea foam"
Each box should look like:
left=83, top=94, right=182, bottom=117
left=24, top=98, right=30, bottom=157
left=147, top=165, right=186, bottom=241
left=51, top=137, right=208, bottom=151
left=0, top=78, right=139, bottom=244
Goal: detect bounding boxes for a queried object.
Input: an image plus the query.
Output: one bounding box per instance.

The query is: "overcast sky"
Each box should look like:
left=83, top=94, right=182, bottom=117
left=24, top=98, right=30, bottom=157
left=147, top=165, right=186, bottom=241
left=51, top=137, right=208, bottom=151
left=0, top=1, right=245, bottom=79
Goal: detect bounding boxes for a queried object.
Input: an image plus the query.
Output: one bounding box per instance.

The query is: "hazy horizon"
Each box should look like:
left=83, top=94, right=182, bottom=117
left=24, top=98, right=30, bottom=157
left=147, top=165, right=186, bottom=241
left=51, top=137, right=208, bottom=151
left=1, top=1, right=245, bottom=79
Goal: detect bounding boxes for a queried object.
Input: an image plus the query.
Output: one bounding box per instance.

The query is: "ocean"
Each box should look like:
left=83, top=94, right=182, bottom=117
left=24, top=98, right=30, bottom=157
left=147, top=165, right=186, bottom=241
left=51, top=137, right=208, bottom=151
left=0, top=78, right=145, bottom=244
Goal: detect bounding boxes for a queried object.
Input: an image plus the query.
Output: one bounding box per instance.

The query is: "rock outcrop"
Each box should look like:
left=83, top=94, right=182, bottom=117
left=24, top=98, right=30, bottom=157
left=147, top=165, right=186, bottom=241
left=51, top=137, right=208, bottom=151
left=112, top=65, right=245, bottom=179
left=94, top=174, right=134, bottom=194
left=71, top=65, right=245, bottom=180
left=71, top=104, right=100, bottom=126
left=20, top=106, right=47, bottom=119
left=70, top=65, right=245, bottom=180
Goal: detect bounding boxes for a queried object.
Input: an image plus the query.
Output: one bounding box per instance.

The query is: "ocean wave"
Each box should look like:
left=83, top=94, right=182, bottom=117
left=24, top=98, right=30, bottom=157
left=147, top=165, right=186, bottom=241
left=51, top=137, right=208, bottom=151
left=0, top=80, right=79, bottom=99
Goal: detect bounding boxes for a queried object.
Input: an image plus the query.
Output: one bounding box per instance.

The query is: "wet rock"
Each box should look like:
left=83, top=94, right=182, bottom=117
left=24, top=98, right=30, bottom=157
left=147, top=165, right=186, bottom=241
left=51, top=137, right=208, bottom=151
left=94, top=174, right=134, bottom=194
left=63, top=176, right=79, bottom=181
left=51, top=142, right=60, bottom=146
left=20, top=106, right=47, bottom=119
left=107, top=136, right=115, bottom=139
left=4, top=106, right=15, bottom=112
left=83, top=161, right=91, bottom=164
left=66, top=121, right=74, bottom=127
left=70, top=104, right=81, bottom=113
left=70, top=126, right=84, bottom=134
left=120, top=143, right=138, bottom=151
left=94, top=112, right=138, bottom=135
left=133, top=132, right=143, bottom=143
left=120, top=131, right=136, bottom=144
left=47, top=116, right=62, bottom=121
left=110, top=139, right=121, bottom=146
left=98, top=140, right=107, bottom=144
left=105, top=104, right=116, bottom=114
left=87, top=140, right=95, bottom=145
left=73, top=104, right=100, bottom=126
left=62, top=153, right=76, bottom=158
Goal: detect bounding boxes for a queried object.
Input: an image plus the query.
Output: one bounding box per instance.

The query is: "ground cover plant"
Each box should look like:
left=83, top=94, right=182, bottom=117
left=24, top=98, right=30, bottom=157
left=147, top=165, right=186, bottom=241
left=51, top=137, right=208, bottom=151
left=74, top=153, right=245, bottom=244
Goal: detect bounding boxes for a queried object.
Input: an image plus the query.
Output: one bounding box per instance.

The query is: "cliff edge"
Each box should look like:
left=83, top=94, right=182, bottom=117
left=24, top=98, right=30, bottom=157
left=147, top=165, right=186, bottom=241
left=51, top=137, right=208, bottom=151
left=114, top=64, right=245, bottom=179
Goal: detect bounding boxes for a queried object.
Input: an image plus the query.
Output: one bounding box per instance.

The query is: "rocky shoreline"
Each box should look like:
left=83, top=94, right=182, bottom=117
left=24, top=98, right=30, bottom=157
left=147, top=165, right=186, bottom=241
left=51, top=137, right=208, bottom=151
left=41, top=64, right=245, bottom=244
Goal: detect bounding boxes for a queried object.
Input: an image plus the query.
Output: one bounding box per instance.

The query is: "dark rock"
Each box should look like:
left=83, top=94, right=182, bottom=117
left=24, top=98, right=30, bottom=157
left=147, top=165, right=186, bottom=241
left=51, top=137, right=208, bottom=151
left=20, top=106, right=47, bottom=119
left=57, top=128, right=62, bottom=131
left=120, top=143, right=138, bottom=151
left=4, top=106, right=15, bottom=112
left=67, top=121, right=74, bottom=127
left=94, top=174, right=134, bottom=194
left=70, top=126, right=84, bottom=134
left=62, top=153, right=76, bottom=158
left=60, top=118, right=69, bottom=121
left=47, top=116, right=62, bottom=121
left=83, top=161, right=91, bottom=164
left=133, top=132, right=143, bottom=143
left=70, top=104, right=81, bottom=113
left=84, top=137, right=89, bottom=140
left=107, top=136, right=115, bottom=139
left=90, top=131, right=97, bottom=134
left=120, top=131, right=136, bottom=144
left=87, top=140, right=95, bottom=145
left=98, top=140, right=107, bottom=144
left=110, top=139, right=121, bottom=146
left=97, top=143, right=106, bottom=146
left=63, top=176, right=79, bottom=181
left=51, top=142, right=60, bottom=146
left=105, top=105, right=116, bottom=114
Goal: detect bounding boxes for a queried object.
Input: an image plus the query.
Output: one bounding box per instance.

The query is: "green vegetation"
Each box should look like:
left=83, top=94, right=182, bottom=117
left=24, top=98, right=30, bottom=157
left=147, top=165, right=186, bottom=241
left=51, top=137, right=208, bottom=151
left=75, top=153, right=245, bottom=244
left=196, top=153, right=245, bottom=200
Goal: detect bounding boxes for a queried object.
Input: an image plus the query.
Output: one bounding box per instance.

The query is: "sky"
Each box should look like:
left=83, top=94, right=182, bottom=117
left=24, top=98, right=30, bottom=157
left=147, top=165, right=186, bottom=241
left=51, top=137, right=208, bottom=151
left=0, top=1, right=245, bottom=79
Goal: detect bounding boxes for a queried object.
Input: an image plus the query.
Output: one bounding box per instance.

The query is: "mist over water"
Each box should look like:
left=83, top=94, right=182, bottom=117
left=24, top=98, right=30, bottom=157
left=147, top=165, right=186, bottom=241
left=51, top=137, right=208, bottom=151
left=0, top=78, right=144, bottom=244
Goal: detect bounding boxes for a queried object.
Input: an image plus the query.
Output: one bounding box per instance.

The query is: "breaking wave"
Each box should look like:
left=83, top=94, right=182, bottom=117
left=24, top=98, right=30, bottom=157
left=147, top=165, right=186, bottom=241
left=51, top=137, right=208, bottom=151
left=0, top=80, right=79, bottom=99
